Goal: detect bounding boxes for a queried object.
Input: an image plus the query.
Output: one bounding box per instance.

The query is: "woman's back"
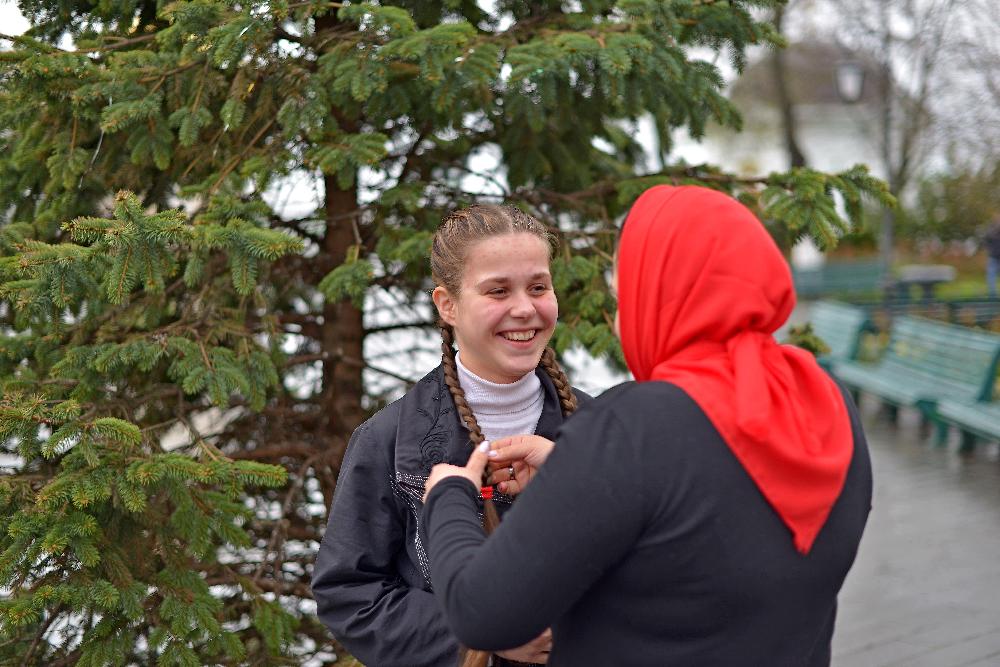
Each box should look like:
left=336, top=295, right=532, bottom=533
left=549, top=380, right=871, bottom=665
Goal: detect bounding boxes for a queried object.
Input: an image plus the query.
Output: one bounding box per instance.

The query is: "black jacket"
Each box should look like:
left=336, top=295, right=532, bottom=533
left=311, top=364, right=590, bottom=667
left=424, top=380, right=872, bottom=666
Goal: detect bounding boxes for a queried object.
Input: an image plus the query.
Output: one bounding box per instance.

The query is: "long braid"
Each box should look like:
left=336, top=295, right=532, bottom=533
left=440, top=325, right=484, bottom=445
left=440, top=324, right=501, bottom=667
left=539, top=347, right=578, bottom=416
left=439, top=323, right=501, bottom=528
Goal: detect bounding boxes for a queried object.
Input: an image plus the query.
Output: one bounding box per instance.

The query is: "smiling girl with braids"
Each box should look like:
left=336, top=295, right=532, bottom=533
left=311, top=205, right=589, bottom=667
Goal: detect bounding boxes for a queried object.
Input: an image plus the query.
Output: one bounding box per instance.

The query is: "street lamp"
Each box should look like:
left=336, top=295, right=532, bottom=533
left=835, top=57, right=893, bottom=291
left=835, top=60, right=866, bottom=104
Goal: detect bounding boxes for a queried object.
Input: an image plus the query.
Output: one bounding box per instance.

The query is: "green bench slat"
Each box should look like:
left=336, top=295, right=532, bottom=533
left=808, top=300, right=872, bottom=365
left=936, top=400, right=1000, bottom=441
left=833, top=360, right=938, bottom=407
left=793, top=259, right=885, bottom=298
left=830, top=316, right=1000, bottom=409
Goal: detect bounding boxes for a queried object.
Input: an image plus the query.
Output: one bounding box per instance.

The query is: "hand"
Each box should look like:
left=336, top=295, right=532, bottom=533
left=423, top=441, right=491, bottom=503
left=495, top=628, right=552, bottom=664
left=485, top=435, right=555, bottom=496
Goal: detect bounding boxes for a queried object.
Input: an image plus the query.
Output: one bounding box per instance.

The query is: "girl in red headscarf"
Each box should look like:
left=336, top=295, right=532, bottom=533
left=422, top=185, right=872, bottom=666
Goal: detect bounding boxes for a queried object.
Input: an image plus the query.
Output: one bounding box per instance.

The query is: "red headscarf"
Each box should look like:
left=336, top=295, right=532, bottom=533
left=616, top=185, right=853, bottom=554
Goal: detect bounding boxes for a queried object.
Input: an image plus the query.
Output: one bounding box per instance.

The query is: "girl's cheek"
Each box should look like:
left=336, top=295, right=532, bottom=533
left=541, top=295, right=559, bottom=324
left=478, top=301, right=506, bottom=325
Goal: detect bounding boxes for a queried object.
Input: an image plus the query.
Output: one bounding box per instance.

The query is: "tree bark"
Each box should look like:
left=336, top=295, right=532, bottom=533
left=323, top=179, right=366, bottom=452
left=771, top=6, right=808, bottom=169
left=313, top=11, right=367, bottom=463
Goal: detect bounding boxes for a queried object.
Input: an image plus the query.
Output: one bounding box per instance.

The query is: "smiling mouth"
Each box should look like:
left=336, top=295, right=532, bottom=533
left=501, top=330, right=536, bottom=342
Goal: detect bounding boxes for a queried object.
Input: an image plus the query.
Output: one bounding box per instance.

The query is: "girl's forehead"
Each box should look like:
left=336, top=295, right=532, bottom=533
left=461, top=234, right=551, bottom=284
left=466, top=233, right=550, bottom=262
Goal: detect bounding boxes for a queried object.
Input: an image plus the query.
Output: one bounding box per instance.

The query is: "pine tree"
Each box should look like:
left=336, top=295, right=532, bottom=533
left=0, top=1, right=892, bottom=664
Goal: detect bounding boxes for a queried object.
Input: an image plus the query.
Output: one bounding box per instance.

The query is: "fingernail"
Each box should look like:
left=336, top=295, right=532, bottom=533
left=498, top=482, right=507, bottom=493
left=477, top=441, right=490, bottom=453
left=487, top=450, right=498, bottom=458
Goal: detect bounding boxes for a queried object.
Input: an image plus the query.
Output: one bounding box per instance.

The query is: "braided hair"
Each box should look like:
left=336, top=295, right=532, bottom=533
left=431, top=205, right=577, bottom=667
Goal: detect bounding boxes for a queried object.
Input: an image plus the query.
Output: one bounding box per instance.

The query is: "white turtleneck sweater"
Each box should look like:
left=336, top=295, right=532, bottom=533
left=455, top=351, right=545, bottom=442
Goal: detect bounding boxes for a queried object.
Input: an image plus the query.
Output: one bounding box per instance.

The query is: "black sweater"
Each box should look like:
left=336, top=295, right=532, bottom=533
left=423, top=381, right=872, bottom=666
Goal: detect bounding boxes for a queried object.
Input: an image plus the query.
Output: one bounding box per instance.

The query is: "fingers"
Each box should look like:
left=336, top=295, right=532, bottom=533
left=423, top=463, right=459, bottom=503
left=486, top=462, right=518, bottom=486
left=483, top=465, right=522, bottom=495
left=489, top=434, right=531, bottom=453
left=498, top=479, right=521, bottom=495
left=488, top=434, right=554, bottom=467
left=487, top=437, right=538, bottom=463
left=465, top=440, right=491, bottom=477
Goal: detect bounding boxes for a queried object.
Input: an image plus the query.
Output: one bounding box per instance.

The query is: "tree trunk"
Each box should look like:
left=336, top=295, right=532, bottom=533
left=313, top=10, right=366, bottom=459
left=771, top=7, right=808, bottom=169
left=323, top=179, right=366, bottom=453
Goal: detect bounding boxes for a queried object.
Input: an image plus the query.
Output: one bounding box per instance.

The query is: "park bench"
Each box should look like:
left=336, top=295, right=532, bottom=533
left=833, top=316, right=1000, bottom=441
left=792, top=258, right=885, bottom=299
left=854, top=296, right=944, bottom=322
left=945, top=297, right=1000, bottom=331
left=806, top=300, right=873, bottom=371
left=936, top=398, right=1000, bottom=451
left=847, top=296, right=1000, bottom=334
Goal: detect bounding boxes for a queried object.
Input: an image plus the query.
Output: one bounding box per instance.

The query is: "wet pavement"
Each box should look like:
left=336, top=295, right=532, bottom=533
left=832, top=399, right=1000, bottom=666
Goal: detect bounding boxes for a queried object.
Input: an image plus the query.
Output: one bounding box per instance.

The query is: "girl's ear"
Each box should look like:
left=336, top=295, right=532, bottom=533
left=432, top=286, right=458, bottom=327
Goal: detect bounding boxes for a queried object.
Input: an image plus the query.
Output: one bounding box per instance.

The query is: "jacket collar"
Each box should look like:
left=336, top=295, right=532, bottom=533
left=393, top=364, right=565, bottom=476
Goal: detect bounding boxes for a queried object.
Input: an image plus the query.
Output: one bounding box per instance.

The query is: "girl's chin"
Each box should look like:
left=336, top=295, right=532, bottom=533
left=495, top=355, right=546, bottom=380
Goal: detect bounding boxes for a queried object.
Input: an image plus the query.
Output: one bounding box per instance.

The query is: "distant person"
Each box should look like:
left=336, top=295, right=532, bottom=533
left=985, top=216, right=1000, bottom=297
left=422, top=185, right=873, bottom=666
left=311, top=204, right=590, bottom=666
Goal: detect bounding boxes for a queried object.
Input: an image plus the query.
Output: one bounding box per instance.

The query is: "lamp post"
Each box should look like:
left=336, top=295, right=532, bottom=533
left=835, top=58, right=892, bottom=291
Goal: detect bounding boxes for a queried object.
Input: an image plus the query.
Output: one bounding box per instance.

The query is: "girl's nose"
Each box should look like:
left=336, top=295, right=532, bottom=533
left=509, top=291, right=534, bottom=318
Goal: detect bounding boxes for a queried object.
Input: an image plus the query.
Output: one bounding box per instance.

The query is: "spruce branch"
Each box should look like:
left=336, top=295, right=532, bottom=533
left=251, top=453, right=317, bottom=584
left=19, top=603, right=63, bottom=667
left=65, top=33, right=159, bottom=55
left=210, top=118, right=278, bottom=192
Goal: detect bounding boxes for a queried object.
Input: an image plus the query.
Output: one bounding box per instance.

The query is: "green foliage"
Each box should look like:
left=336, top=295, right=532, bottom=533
left=784, top=322, right=831, bottom=357
left=902, top=162, right=1000, bottom=243
left=0, top=196, right=294, bottom=663
left=0, top=0, right=892, bottom=663
left=760, top=164, right=897, bottom=250
left=319, top=256, right=375, bottom=308
left=307, top=132, right=390, bottom=189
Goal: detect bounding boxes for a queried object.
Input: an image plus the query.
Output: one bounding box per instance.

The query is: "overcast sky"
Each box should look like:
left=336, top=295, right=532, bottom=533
left=0, top=2, right=28, bottom=35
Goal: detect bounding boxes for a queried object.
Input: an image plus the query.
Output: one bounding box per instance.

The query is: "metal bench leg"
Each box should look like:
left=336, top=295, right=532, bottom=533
left=885, top=403, right=899, bottom=424
left=959, top=430, right=977, bottom=454
left=933, top=419, right=950, bottom=447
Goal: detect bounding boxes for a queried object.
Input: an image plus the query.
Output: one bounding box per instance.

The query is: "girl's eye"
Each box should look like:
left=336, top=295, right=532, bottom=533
left=488, top=288, right=507, bottom=297
left=531, top=284, right=550, bottom=294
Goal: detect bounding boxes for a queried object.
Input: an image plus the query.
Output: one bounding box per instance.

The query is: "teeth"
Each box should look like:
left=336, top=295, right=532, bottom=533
left=502, top=330, right=535, bottom=341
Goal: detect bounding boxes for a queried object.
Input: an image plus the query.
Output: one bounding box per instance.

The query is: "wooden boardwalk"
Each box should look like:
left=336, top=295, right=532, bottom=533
left=832, top=401, right=1000, bottom=666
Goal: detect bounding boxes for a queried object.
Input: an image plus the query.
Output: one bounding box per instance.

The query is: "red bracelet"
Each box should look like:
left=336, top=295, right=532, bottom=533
left=480, top=485, right=494, bottom=500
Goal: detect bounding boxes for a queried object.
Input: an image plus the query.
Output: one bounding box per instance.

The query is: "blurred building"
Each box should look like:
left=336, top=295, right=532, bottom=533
left=679, top=41, right=884, bottom=179
left=670, top=42, right=885, bottom=269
